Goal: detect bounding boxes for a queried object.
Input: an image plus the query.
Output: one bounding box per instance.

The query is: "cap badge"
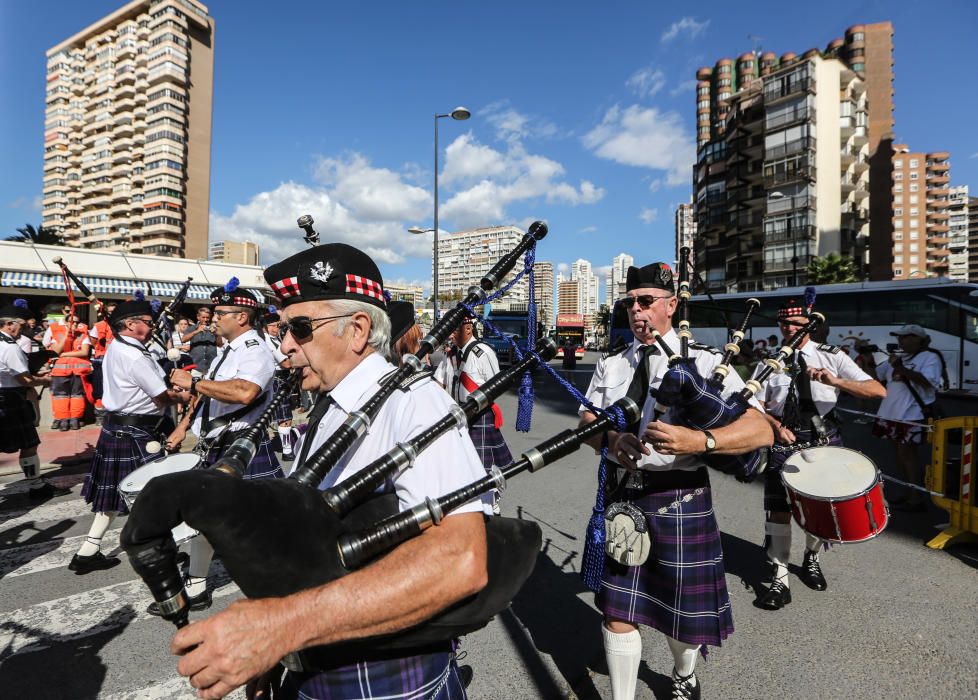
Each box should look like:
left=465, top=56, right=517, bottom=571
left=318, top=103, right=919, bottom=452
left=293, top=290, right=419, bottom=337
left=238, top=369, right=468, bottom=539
left=310, top=261, right=333, bottom=284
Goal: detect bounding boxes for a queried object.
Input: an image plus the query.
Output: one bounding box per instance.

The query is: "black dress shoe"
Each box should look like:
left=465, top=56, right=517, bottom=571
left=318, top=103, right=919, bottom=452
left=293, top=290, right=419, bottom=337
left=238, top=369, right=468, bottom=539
left=671, top=668, right=701, bottom=700
left=757, top=579, right=792, bottom=610
left=68, top=551, right=121, bottom=574
left=147, top=588, right=212, bottom=617
left=28, top=481, right=71, bottom=500
left=458, top=665, right=474, bottom=689
left=800, top=549, right=828, bottom=591
left=51, top=419, right=62, bottom=430
left=59, top=421, right=70, bottom=432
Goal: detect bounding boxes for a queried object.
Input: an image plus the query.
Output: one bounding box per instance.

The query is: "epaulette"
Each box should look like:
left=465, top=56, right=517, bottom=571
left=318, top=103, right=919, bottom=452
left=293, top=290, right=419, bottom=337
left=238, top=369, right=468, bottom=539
left=0, top=334, right=14, bottom=344
left=817, top=343, right=842, bottom=354
left=470, top=344, right=485, bottom=357
left=691, top=341, right=723, bottom=356
left=604, top=340, right=630, bottom=358
left=245, top=339, right=260, bottom=349
left=400, top=368, right=435, bottom=391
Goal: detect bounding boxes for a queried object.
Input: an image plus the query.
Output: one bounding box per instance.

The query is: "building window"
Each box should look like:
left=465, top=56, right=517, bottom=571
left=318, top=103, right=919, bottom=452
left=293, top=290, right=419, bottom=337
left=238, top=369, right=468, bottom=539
left=909, top=255, right=919, bottom=264
left=909, top=243, right=919, bottom=252
left=894, top=231, right=903, bottom=240
left=910, top=230, right=919, bottom=239
left=910, top=172, right=918, bottom=180
left=909, top=219, right=919, bottom=228
left=894, top=195, right=903, bottom=204
left=909, top=159, right=918, bottom=168
left=894, top=268, right=903, bottom=276
left=894, top=159, right=902, bottom=169
left=894, top=172, right=903, bottom=180
left=909, top=184, right=918, bottom=192
left=894, top=208, right=903, bottom=216
left=894, top=219, right=903, bottom=229
left=894, top=184, right=903, bottom=193
left=894, top=243, right=903, bottom=252
left=909, top=208, right=918, bottom=216
left=909, top=195, right=918, bottom=204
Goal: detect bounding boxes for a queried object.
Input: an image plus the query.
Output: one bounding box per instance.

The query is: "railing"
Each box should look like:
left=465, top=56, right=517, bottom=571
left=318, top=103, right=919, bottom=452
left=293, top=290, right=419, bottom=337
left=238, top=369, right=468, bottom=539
left=767, top=193, right=816, bottom=214
left=762, top=76, right=814, bottom=102
left=765, top=105, right=814, bottom=131
left=765, top=136, right=816, bottom=161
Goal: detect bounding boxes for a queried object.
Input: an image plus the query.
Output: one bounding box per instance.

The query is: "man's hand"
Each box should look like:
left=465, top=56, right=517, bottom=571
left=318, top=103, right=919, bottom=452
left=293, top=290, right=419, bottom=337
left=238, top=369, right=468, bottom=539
left=774, top=424, right=796, bottom=444
left=166, top=426, right=187, bottom=452
left=807, top=366, right=839, bottom=387
left=642, top=421, right=706, bottom=455
left=173, top=598, right=292, bottom=700
left=613, top=432, right=650, bottom=469
left=170, top=368, right=193, bottom=391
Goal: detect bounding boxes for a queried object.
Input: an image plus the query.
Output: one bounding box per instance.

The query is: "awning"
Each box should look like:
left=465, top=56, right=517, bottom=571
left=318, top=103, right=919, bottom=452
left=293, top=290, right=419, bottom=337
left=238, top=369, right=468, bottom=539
left=186, top=283, right=266, bottom=304
left=1, top=271, right=149, bottom=296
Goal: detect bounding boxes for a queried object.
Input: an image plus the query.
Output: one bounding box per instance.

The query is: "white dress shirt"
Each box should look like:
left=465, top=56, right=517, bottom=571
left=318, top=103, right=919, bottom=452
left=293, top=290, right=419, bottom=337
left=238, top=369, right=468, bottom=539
left=101, top=336, right=168, bottom=415
left=0, top=332, right=30, bottom=389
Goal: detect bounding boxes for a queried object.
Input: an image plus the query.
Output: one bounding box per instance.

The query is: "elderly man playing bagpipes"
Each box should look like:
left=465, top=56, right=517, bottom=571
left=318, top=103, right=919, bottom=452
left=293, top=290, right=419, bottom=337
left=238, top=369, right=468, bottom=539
left=164, top=244, right=491, bottom=699
left=578, top=262, right=773, bottom=700
left=754, top=291, right=885, bottom=610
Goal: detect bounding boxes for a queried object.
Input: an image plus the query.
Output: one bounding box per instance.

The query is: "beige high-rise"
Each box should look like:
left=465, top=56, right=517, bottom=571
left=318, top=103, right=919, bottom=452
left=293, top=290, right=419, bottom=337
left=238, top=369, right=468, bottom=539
left=42, top=0, right=214, bottom=259
left=888, top=146, right=952, bottom=280
left=209, top=240, right=259, bottom=266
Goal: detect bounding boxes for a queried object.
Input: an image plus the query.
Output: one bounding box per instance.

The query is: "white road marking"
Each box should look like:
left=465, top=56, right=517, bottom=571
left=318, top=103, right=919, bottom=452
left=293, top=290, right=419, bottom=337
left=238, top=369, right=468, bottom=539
left=0, top=528, right=124, bottom=579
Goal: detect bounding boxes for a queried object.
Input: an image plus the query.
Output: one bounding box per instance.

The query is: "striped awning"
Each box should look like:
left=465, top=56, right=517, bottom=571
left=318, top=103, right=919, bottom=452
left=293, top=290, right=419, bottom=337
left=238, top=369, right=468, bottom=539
left=187, top=283, right=266, bottom=304
left=1, top=271, right=149, bottom=296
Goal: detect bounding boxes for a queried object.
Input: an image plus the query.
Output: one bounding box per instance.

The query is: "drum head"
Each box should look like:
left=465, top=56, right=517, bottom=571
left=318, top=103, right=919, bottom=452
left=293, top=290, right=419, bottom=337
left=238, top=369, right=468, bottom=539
left=119, top=453, right=200, bottom=494
left=782, top=447, right=878, bottom=499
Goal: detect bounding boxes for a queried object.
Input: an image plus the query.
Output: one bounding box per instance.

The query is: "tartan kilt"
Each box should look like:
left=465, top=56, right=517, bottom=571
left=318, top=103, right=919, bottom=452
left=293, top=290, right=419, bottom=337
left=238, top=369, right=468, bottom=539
left=202, top=434, right=284, bottom=480
left=764, top=430, right=843, bottom=513
left=596, top=478, right=734, bottom=648
left=468, top=411, right=513, bottom=472
left=271, top=373, right=295, bottom=424
left=280, top=648, right=466, bottom=700
left=872, top=417, right=925, bottom=445
left=81, top=416, right=173, bottom=514
left=0, top=388, right=40, bottom=454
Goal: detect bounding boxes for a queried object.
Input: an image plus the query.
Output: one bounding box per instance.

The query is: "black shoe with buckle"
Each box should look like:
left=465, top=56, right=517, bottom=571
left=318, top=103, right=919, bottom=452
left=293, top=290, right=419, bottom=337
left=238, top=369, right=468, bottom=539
left=671, top=668, right=701, bottom=700
left=147, top=587, right=212, bottom=617
left=800, top=549, right=828, bottom=591
left=758, top=578, right=792, bottom=610
left=68, top=551, right=121, bottom=574
left=28, top=481, right=71, bottom=500
left=51, top=419, right=62, bottom=430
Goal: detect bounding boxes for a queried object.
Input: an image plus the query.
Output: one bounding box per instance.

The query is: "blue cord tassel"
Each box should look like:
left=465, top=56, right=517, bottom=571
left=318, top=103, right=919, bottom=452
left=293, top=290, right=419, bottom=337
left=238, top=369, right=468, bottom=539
left=149, top=299, right=162, bottom=314
left=581, top=431, right=611, bottom=592
left=515, top=247, right=537, bottom=432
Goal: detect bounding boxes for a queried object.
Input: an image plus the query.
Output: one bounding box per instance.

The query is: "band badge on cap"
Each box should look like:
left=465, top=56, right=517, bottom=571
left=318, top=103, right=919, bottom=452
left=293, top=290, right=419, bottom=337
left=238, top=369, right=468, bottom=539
left=626, top=262, right=675, bottom=293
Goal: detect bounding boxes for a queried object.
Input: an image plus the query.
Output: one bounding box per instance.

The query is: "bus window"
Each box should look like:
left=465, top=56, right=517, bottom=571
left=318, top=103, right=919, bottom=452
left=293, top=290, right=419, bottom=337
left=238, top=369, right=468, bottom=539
left=966, top=312, right=978, bottom=343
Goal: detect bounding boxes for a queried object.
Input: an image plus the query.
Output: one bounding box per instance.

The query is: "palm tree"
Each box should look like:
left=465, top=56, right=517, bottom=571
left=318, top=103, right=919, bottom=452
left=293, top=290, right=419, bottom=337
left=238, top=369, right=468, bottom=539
left=6, top=223, right=66, bottom=246
left=807, top=252, right=858, bottom=285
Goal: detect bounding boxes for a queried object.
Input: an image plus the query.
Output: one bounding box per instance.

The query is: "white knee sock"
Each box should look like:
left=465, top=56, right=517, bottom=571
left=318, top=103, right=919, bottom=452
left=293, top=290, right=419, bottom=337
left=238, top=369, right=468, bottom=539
left=278, top=426, right=293, bottom=454
left=805, top=532, right=823, bottom=554
left=20, top=455, right=41, bottom=485
left=186, top=537, right=214, bottom=596
left=78, top=512, right=116, bottom=556
left=765, top=521, right=792, bottom=585
left=666, top=635, right=700, bottom=679
left=603, top=625, right=642, bottom=700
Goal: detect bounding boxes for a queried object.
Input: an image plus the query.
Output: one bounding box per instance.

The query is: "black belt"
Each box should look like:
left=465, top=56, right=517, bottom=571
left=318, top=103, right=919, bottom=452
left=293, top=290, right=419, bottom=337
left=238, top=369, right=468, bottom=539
left=611, top=466, right=709, bottom=493
left=281, top=640, right=452, bottom=674
left=104, top=412, right=165, bottom=429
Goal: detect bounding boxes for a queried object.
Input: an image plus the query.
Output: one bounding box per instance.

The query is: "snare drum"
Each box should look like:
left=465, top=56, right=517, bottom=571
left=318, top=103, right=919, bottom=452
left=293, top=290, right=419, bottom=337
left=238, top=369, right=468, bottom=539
left=119, top=453, right=201, bottom=545
left=781, top=446, right=889, bottom=543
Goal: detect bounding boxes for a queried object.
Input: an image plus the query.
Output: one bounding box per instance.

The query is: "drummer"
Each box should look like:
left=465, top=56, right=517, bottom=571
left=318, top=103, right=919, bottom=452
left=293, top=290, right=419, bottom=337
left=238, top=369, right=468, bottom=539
left=70, top=299, right=188, bottom=575
left=754, top=295, right=885, bottom=610
left=157, top=279, right=283, bottom=613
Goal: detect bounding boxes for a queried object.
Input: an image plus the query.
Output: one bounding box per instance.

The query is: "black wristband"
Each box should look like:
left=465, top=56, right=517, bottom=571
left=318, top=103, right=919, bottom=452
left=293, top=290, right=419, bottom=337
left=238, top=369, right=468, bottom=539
left=190, top=376, right=201, bottom=396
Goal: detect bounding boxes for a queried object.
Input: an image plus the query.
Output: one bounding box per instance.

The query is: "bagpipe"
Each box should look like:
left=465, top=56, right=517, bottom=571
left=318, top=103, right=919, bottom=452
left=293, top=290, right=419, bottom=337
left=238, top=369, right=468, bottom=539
left=154, top=276, right=193, bottom=349
left=52, top=255, right=104, bottom=321
left=122, top=222, right=640, bottom=656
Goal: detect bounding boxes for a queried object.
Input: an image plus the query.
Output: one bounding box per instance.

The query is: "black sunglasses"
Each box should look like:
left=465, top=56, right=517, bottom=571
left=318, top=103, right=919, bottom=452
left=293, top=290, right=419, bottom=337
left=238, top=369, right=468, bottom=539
left=278, top=314, right=351, bottom=341
left=620, top=295, right=671, bottom=311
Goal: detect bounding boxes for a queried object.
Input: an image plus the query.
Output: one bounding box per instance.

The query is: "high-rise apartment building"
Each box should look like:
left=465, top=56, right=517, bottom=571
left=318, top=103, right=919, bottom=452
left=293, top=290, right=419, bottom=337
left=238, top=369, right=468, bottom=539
left=888, top=146, right=951, bottom=279
left=571, top=258, right=599, bottom=330
left=969, top=197, right=978, bottom=283
left=947, top=185, right=969, bottom=282
left=532, top=261, right=554, bottom=329
left=42, top=0, right=215, bottom=259
left=557, top=280, right=579, bottom=315
left=437, top=225, right=529, bottom=304
left=384, top=282, right=426, bottom=308
left=674, top=201, right=696, bottom=266
left=693, top=23, right=894, bottom=289
left=607, top=253, right=633, bottom=304
left=209, top=240, right=259, bottom=266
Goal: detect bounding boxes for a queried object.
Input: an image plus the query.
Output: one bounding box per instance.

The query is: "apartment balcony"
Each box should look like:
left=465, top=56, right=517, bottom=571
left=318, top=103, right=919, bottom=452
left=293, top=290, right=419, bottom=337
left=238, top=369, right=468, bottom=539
left=927, top=210, right=949, bottom=221
left=853, top=185, right=869, bottom=201
left=763, top=255, right=814, bottom=273
left=765, top=105, right=815, bottom=132
left=928, top=236, right=950, bottom=246
left=762, top=224, right=817, bottom=244
left=852, top=157, right=869, bottom=174
left=762, top=76, right=815, bottom=104
left=931, top=187, right=950, bottom=197
left=930, top=223, right=950, bottom=233
left=926, top=160, right=950, bottom=173
left=927, top=174, right=950, bottom=185
left=767, top=193, right=816, bottom=214
left=765, top=136, right=815, bottom=161
left=851, top=125, right=868, bottom=145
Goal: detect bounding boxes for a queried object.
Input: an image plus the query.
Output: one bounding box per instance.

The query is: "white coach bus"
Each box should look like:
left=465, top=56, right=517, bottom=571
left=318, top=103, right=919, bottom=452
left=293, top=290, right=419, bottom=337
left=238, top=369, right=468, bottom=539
left=685, top=279, right=978, bottom=393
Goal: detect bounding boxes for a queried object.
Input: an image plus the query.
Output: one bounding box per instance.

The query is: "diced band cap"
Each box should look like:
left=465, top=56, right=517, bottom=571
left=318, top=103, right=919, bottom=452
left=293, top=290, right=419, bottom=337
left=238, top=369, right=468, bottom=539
left=109, top=300, right=154, bottom=325
left=210, top=277, right=258, bottom=308
left=626, top=263, right=675, bottom=293
left=263, top=243, right=386, bottom=310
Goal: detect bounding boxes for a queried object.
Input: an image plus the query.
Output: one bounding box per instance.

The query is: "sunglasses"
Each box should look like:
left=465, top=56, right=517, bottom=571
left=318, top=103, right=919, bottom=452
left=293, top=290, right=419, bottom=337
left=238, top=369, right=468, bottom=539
left=278, top=314, right=351, bottom=341
left=213, top=309, right=244, bottom=318
left=621, top=295, right=671, bottom=310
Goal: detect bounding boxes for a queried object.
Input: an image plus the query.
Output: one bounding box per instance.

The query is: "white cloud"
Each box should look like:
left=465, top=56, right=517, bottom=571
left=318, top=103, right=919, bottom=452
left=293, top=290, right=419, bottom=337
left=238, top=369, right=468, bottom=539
left=479, top=101, right=560, bottom=144
left=579, top=225, right=598, bottom=234
left=312, top=153, right=429, bottom=222
left=8, top=195, right=42, bottom=212
left=594, top=264, right=612, bottom=278
left=649, top=179, right=663, bottom=193
left=971, top=152, right=978, bottom=159
left=670, top=79, right=698, bottom=97
left=583, top=104, right=695, bottom=186
left=557, top=262, right=569, bottom=273
left=640, top=207, right=659, bottom=224
left=661, top=17, right=710, bottom=43
left=626, top=66, right=666, bottom=98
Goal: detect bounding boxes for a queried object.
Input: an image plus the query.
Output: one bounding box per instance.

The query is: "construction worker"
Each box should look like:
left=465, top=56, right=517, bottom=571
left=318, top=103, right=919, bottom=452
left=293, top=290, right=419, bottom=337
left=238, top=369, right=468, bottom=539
left=89, top=301, right=117, bottom=424
left=43, top=303, right=92, bottom=431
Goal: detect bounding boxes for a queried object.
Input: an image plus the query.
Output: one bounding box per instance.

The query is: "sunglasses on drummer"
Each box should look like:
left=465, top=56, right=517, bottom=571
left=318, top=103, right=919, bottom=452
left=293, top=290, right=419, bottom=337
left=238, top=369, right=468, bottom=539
left=620, top=295, right=671, bottom=310
left=279, top=314, right=352, bottom=341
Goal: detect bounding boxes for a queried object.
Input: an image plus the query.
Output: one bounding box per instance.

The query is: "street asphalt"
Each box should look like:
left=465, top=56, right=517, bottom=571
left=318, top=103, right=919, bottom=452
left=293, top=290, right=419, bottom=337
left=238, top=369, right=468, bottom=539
left=1, top=352, right=976, bottom=699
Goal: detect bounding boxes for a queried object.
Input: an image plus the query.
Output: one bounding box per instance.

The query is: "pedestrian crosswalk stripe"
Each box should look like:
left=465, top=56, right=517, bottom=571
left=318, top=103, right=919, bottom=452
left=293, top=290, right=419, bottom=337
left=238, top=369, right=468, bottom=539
left=101, top=675, right=247, bottom=699
left=1, top=495, right=95, bottom=531
left=0, top=528, right=124, bottom=579
left=0, top=474, right=85, bottom=495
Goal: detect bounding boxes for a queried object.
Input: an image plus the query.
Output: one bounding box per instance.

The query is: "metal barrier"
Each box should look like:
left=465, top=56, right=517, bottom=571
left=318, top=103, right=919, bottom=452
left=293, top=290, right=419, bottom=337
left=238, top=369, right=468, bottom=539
left=926, top=416, right=978, bottom=550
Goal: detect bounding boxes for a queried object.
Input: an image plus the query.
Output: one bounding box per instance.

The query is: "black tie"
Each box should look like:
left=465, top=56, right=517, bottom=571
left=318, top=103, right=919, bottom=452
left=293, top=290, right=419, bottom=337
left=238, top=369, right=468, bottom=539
left=294, top=392, right=334, bottom=469
left=623, top=345, right=655, bottom=434
left=199, top=345, right=232, bottom=434
left=796, top=353, right=819, bottom=421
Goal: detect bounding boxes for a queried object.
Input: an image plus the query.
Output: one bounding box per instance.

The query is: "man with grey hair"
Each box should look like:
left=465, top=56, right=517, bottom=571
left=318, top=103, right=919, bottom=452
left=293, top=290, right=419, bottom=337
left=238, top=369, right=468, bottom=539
left=165, top=243, right=489, bottom=699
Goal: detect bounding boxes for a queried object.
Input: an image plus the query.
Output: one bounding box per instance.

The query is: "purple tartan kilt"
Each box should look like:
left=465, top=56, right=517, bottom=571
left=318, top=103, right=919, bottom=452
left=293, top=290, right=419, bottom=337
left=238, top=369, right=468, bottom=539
left=764, top=430, right=843, bottom=513
left=280, top=648, right=465, bottom=700
left=597, top=480, right=734, bottom=648
left=271, top=374, right=295, bottom=423
left=203, top=435, right=283, bottom=480
left=82, top=417, right=171, bottom=514
left=0, top=388, right=40, bottom=454
left=468, top=411, right=513, bottom=472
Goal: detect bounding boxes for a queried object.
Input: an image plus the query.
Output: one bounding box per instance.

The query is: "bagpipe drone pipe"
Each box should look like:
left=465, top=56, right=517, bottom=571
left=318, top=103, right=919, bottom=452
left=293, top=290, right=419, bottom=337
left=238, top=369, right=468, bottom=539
left=153, top=276, right=193, bottom=349
left=52, top=255, right=104, bottom=320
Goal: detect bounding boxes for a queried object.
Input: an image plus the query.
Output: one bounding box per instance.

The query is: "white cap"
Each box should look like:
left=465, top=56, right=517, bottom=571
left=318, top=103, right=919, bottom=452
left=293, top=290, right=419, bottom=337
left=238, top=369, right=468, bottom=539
left=890, top=323, right=928, bottom=338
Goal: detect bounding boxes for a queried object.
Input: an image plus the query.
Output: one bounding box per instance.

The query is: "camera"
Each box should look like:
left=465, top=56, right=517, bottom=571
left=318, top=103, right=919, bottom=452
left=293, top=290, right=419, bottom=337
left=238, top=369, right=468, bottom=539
left=859, top=344, right=880, bottom=353
left=886, top=342, right=899, bottom=353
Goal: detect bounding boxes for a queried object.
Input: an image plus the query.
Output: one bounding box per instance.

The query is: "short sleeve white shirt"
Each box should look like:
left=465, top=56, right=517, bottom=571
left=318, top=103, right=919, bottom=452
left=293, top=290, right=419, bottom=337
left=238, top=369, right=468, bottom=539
left=101, top=336, right=168, bottom=415
left=191, top=328, right=276, bottom=439
left=443, top=338, right=500, bottom=404
left=16, top=334, right=32, bottom=354
left=293, top=353, right=491, bottom=516
left=264, top=335, right=288, bottom=366
left=756, top=341, right=872, bottom=418
left=579, top=330, right=762, bottom=472
left=0, top=333, right=30, bottom=388
left=876, top=351, right=942, bottom=422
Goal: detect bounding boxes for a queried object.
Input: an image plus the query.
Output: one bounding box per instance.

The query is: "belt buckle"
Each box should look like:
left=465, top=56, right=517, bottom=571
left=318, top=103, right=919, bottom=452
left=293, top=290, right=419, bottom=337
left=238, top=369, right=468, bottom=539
left=280, top=651, right=306, bottom=673
left=619, top=468, right=644, bottom=490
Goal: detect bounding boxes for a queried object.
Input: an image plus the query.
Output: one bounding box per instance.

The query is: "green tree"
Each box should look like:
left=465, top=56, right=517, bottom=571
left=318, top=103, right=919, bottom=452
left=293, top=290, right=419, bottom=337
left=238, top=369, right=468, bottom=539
left=6, top=223, right=65, bottom=246
left=807, top=252, right=857, bottom=284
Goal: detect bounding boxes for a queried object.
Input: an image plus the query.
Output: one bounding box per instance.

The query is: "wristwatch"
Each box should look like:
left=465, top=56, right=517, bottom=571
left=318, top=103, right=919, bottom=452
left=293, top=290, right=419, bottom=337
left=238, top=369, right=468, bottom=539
left=190, top=376, right=201, bottom=396
left=703, top=430, right=717, bottom=453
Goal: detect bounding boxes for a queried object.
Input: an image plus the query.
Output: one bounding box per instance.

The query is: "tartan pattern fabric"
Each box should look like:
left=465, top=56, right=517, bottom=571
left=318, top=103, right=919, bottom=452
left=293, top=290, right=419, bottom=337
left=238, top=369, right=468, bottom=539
left=468, top=410, right=513, bottom=472
left=778, top=305, right=805, bottom=319
left=764, top=430, right=843, bottom=513
left=202, top=435, right=284, bottom=480
left=82, top=417, right=171, bottom=513
left=272, top=276, right=301, bottom=300
left=872, top=418, right=925, bottom=445
left=345, top=274, right=385, bottom=304
left=652, top=361, right=748, bottom=431
left=280, top=648, right=465, bottom=700
left=0, top=388, right=40, bottom=454
left=596, top=480, right=734, bottom=648
left=271, top=373, right=295, bottom=423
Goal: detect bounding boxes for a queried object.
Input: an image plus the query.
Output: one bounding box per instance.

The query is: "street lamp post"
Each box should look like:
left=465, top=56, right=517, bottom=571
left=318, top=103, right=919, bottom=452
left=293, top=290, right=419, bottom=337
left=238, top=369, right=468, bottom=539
left=424, top=106, right=470, bottom=321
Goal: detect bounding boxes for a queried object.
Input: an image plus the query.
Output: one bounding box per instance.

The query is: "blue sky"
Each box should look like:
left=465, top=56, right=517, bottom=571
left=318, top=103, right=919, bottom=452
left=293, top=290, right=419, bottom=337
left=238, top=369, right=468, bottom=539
left=2, top=0, right=976, bottom=301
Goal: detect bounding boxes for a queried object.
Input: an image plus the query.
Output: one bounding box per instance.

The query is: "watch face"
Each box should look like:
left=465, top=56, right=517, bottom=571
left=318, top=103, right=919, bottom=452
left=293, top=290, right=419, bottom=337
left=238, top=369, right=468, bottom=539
left=705, top=434, right=716, bottom=450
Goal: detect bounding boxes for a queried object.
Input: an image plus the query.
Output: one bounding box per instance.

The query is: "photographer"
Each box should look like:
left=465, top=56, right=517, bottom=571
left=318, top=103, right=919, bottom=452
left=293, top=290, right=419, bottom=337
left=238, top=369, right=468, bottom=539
left=873, top=324, right=943, bottom=512
left=182, top=306, right=221, bottom=374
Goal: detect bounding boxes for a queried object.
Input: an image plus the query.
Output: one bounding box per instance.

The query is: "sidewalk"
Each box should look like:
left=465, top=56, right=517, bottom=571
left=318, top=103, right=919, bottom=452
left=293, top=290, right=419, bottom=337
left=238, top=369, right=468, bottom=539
left=0, top=424, right=101, bottom=477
